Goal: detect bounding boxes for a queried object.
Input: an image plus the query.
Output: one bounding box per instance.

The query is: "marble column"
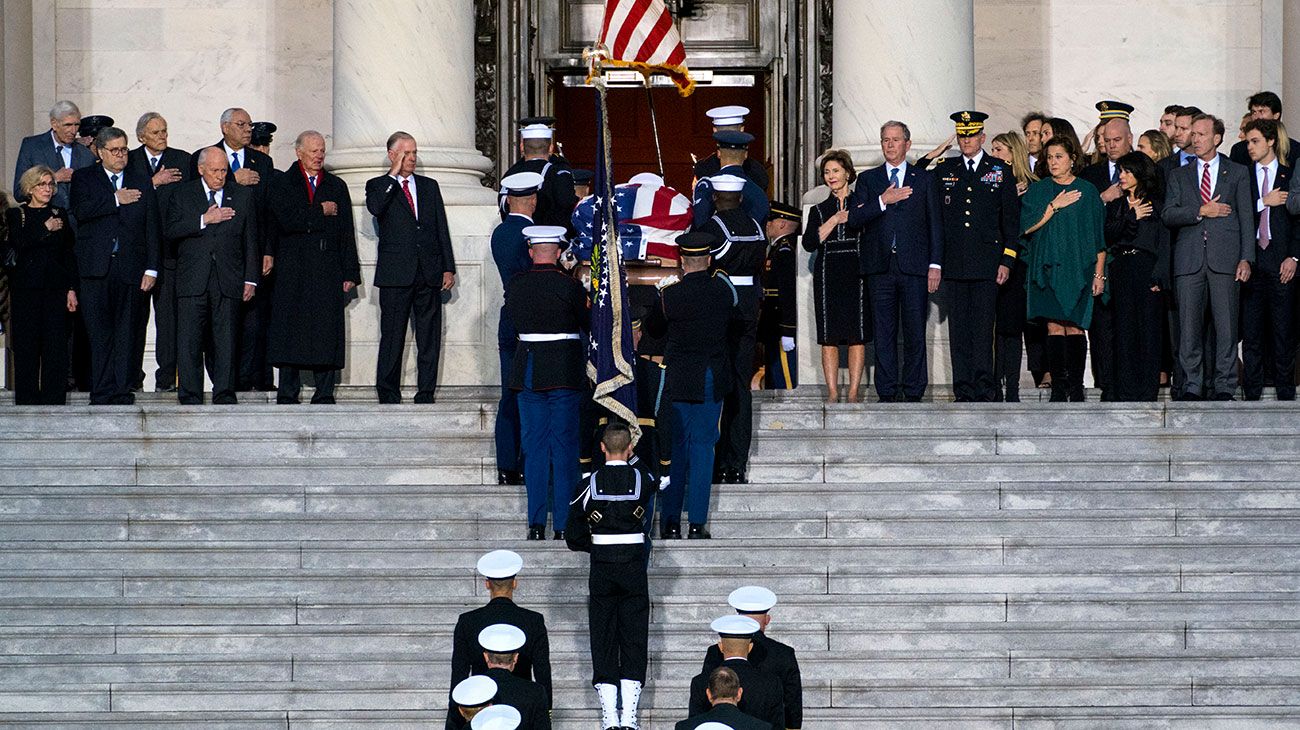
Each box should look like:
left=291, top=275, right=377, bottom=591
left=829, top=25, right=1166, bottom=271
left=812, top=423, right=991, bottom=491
left=831, top=0, right=975, bottom=167
left=331, top=0, right=501, bottom=389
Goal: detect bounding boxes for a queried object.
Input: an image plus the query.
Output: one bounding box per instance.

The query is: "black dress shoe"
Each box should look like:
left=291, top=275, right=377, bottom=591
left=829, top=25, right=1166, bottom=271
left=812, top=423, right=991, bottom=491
left=312, top=396, right=337, bottom=405
left=212, top=394, right=238, bottom=405
left=1180, top=392, right=1202, bottom=401
left=904, top=394, right=923, bottom=403
left=114, top=394, right=136, bottom=405
left=527, top=525, right=545, bottom=540
left=506, top=471, right=525, bottom=486
left=413, top=392, right=435, bottom=404
left=661, top=522, right=681, bottom=539
left=378, top=396, right=401, bottom=405
left=277, top=396, right=300, bottom=405
left=157, top=385, right=178, bottom=393
left=553, top=530, right=565, bottom=540
left=877, top=394, right=897, bottom=403
left=721, top=469, right=737, bottom=484
left=497, top=470, right=510, bottom=485
left=733, top=470, right=748, bottom=484
left=687, top=524, right=711, bottom=539
left=1213, top=392, right=1235, bottom=401
left=178, top=397, right=202, bottom=406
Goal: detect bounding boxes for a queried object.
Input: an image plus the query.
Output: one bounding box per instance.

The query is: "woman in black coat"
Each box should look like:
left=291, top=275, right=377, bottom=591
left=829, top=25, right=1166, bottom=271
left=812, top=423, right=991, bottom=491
left=4, top=165, right=79, bottom=404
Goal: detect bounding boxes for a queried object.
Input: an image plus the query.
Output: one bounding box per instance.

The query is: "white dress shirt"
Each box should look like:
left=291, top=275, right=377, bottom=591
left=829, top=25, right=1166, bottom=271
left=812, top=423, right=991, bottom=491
left=199, top=181, right=256, bottom=288
left=1256, top=158, right=1279, bottom=213
left=52, top=130, right=73, bottom=168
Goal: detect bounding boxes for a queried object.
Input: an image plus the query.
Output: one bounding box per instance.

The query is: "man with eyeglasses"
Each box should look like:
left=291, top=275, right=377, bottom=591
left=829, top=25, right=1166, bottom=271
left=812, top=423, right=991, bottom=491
left=192, top=107, right=277, bottom=392
left=13, top=100, right=96, bottom=210
left=68, top=126, right=161, bottom=405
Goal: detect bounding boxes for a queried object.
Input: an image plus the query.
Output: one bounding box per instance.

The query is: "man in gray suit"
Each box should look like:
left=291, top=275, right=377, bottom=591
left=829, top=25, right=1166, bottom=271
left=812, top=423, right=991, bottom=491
left=13, top=100, right=96, bottom=209
left=1163, top=113, right=1255, bottom=400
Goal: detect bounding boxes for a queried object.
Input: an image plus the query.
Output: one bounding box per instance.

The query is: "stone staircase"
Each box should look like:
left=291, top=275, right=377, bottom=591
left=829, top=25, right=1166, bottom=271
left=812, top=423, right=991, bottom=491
left=0, top=386, right=1298, bottom=728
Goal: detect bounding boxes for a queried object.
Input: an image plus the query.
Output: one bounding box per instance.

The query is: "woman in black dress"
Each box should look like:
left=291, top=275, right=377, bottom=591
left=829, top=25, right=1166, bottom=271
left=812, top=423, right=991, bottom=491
left=4, top=165, right=79, bottom=404
left=989, top=131, right=1038, bottom=401
left=802, top=150, right=870, bottom=403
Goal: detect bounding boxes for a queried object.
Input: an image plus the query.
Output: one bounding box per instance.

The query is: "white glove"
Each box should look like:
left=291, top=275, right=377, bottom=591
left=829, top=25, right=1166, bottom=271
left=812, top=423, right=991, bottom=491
left=781, top=336, right=796, bottom=352
left=659, top=475, right=670, bottom=490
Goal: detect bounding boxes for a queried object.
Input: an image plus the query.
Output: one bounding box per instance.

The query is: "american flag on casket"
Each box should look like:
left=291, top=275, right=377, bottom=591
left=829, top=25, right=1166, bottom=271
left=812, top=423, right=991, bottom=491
left=571, top=173, right=693, bottom=262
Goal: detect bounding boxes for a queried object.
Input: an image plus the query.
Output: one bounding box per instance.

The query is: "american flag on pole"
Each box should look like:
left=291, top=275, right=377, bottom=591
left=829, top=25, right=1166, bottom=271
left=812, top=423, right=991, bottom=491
left=586, top=81, right=639, bottom=440
left=595, top=0, right=695, bottom=96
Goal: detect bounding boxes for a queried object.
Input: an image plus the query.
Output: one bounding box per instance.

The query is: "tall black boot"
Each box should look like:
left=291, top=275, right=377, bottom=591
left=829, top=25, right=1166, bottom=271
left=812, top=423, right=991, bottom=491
left=1047, top=335, right=1068, bottom=402
left=998, top=334, right=1022, bottom=402
left=1067, top=334, right=1088, bottom=402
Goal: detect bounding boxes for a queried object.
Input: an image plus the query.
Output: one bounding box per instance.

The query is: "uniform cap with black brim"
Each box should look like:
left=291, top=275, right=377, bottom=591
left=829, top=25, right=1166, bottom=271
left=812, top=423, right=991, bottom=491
left=451, top=675, right=497, bottom=708
left=476, top=549, right=523, bottom=579
left=78, top=115, right=115, bottom=139
left=571, top=169, right=594, bottom=185
left=768, top=201, right=801, bottom=222
left=713, top=130, right=754, bottom=150
left=711, top=614, right=761, bottom=638
left=676, top=231, right=717, bottom=257
left=728, top=585, right=778, bottom=614
left=500, top=172, right=544, bottom=197
left=250, top=121, right=277, bottom=146
left=470, top=704, right=521, bottom=730
left=949, top=110, right=989, bottom=137
left=706, top=105, right=750, bottom=127
left=478, top=623, right=527, bottom=653
left=1096, top=100, right=1135, bottom=121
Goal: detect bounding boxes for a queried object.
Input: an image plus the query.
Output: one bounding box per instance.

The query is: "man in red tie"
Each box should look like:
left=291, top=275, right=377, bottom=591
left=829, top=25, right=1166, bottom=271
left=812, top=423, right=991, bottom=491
left=365, top=131, right=458, bottom=404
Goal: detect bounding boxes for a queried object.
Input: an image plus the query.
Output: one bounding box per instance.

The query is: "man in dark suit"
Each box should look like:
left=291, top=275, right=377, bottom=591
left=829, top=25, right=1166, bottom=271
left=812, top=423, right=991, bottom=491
left=677, top=667, right=769, bottom=730
left=451, top=551, right=552, bottom=710
left=701, top=586, right=802, bottom=730
left=68, top=126, right=160, bottom=405
left=688, top=616, right=785, bottom=730
left=366, top=131, right=457, bottom=404
left=848, top=120, right=943, bottom=402
left=128, top=112, right=193, bottom=392
left=1162, top=114, right=1255, bottom=400
left=163, top=148, right=259, bottom=405
left=193, top=107, right=277, bottom=391
left=1229, top=91, right=1300, bottom=169
left=13, top=101, right=96, bottom=210
left=1240, top=119, right=1298, bottom=400
left=1078, top=102, right=1138, bottom=401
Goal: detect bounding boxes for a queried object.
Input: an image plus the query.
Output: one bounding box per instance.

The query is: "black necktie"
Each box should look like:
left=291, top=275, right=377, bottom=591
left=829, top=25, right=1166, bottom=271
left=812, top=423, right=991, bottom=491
left=152, top=157, right=162, bottom=174
left=967, top=159, right=975, bottom=173
left=209, top=190, right=218, bottom=206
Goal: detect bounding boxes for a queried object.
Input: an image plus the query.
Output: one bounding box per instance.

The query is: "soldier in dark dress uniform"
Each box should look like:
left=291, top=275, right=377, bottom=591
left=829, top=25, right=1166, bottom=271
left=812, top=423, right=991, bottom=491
left=693, top=132, right=770, bottom=228
left=693, top=105, right=770, bottom=191
left=644, top=233, right=743, bottom=539
left=928, top=111, right=1020, bottom=402
left=491, top=172, right=544, bottom=486
left=760, top=203, right=799, bottom=389
left=499, top=123, right=577, bottom=232
left=701, top=587, right=803, bottom=730
left=688, top=616, right=785, bottom=730
left=451, top=551, right=552, bottom=710
left=699, top=176, right=767, bottom=485
left=505, top=226, right=590, bottom=540
left=565, top=422, right=659, bottom=730
left=447, top=675, right=497, bottom=730
left=448, top=624, right=550, bottom=730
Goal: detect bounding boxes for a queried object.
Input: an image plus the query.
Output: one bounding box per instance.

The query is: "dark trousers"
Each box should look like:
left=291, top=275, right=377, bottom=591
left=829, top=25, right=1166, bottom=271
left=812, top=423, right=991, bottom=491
left=496, top=346, right=522, bottom=472
left=376, top=279, right=443, bottom=403
left=143, top=261, right=178, bottom=389
left=177, top=268, right=239, bottom=404
left=1242, top=264, right=1296, bottom=400
left=761, top=337, right=797, bottom=389
left=994, top=334, right=1023, bottom=401
left=518, top=384, right=581, bottom=528
left=278, top=366, right=338, bottom=403
left=10, top=287, right=70, bottom=405
left=666, top=370, right=723, bottom=526
left=868, top=257, right=928, bottom=399
left=1110, top=251, right=1164, bottom=402
left=588, top=556, right=650, bottom=685
left=238, top=281, right=273, bottom=390
left=715, top=290, right=758, bottom=473
left=1088, top=294, right=1115, bottom=400
left=79, top=259, right=139, bottom=405
left=1175, top=264, right=1240, bottom=398
left=947, top=278, right=997, bottom=401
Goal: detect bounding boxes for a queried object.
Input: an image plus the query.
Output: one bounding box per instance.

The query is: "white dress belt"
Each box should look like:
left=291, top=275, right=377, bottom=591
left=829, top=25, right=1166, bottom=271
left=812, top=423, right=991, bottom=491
left=519, top=333, right=581, bottom=342
left=592, top=533, right=645, bottom=545
left=728, top=276, right=755, bottom=286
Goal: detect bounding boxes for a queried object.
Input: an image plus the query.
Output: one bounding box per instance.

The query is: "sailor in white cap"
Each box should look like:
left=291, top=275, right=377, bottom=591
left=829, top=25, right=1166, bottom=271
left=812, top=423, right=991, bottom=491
left=688, top=616, right=785, bottom=730
left=499, top=119, right=577, bottom=231
left=448, top=674, right=498, bottom=729
left=693, top=105, right=769, bottom=190
left=466, top=623, right=551, bottom=730
left=492, top=171, right=547, bottom=487
left=471, top=703, right=523, bottom=730
left=674, top=665, right=768, bottom=730
left=692, top=132, right=770, bottom=229
left=450, top=551, right=552, bottom=710
left=702, top=587, right=802, bottom=729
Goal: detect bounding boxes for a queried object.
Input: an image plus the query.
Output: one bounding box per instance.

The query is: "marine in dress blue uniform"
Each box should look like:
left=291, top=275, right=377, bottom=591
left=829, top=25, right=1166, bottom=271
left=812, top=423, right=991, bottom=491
left=701, top=586, right=803, bottom=730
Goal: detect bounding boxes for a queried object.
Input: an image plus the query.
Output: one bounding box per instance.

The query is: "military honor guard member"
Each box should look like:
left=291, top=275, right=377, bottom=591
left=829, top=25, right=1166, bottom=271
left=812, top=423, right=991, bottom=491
left=629, top=318, right=673, bottom=482
left=248, top=121, right=278, bottom=157
left=688, top=616, right=785, bottom=730
left=75, top=115, right=115, bottom=155
left=505, top=225, right=590, bottom=540
left=472, top=705, right=523, bottom=730
left=693, top=132, right=771, bottom=229
left=675, top=667, right=770, bottom=730
left=499, top=121, right=578, bottom=231
left=451, top=551, right=553, bottom=709
left=930, top=111, right=1021, bottom=402
left=702, top=587, right=803, bottom=730
left=760, top=203, right=799, bottom=389
left=461, top=624, right=551, bottom=730
left=491, top=172, right=544, bottom=485
left=448, top=675, right=498, bottom=730
left=644, top=232, right=743, bottom=539
left=565, top=422, right=659, bottom=730
left=693, top=105, right=770, bottom=191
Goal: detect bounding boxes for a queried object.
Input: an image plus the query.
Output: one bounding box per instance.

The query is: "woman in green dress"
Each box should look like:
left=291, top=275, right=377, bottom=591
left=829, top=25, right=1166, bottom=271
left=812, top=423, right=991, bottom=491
left=1021, top=135, right=1106, bottom=402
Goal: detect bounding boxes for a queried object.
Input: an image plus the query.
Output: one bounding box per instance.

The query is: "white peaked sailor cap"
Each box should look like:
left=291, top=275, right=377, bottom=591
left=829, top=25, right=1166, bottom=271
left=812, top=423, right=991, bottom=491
left=711, top=614, right=761, bottom=638
left=706, top=105, right=750, bottom=126
left=520, top=124, right=553, bottom=140
left=478, top=623, right=527, bottom=653
left=522, top=225, right=569, bottom=247
left=628, top=172, right=665, bottom=187
left=709, top=174, right=746, bottom=193
left=500, top=172, right=544, bottom=196
left=695, top=723, right=736, bottom=730
left=471, top=704, right=522, bottom=730
left=728, top=586, right=778, bottom=614
left=452, top=675, right=497, bottom=707
left=476, top=549, right=523, bottom=579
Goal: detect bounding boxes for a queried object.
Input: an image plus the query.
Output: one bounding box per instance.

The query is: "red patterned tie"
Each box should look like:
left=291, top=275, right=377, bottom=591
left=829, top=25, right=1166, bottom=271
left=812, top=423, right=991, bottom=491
left=1200, top=161, right=1212, bottom=205
left=1259, top=167, right=1271, bottom=250
left=402, top=179, right=416, bottom=216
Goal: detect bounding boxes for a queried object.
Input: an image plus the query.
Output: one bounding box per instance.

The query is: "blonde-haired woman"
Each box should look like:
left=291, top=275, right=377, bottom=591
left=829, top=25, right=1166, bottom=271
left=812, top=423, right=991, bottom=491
left=989, top=131, right=1038, bottom=400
